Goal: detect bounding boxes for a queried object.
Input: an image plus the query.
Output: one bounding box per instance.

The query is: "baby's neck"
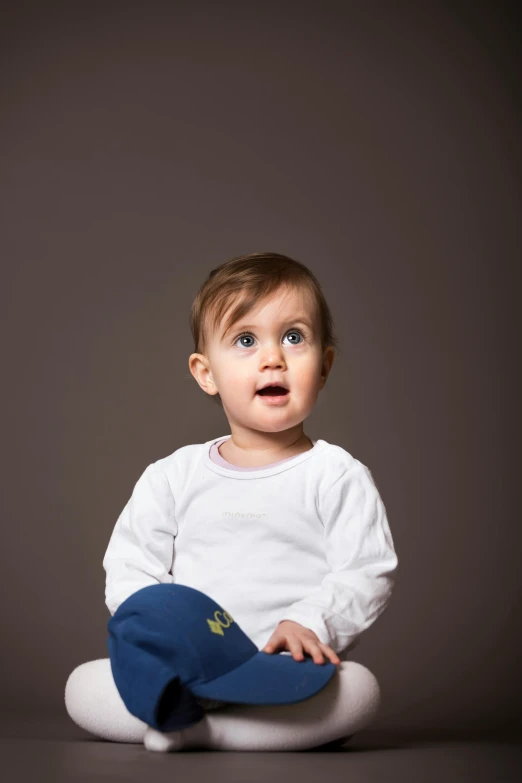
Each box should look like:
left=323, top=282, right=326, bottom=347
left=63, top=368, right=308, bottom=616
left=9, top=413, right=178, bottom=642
left=218, top=434, right=313, bottom=468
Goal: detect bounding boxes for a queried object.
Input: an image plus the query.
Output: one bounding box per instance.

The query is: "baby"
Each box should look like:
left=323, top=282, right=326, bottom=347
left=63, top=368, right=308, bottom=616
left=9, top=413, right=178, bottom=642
left=65, top=251, right=399, bottom=752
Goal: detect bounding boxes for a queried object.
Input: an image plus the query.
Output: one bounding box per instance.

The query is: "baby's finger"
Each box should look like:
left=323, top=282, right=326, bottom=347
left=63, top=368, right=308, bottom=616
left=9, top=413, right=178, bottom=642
left=287, top=638, right=305, bottom=662
left=303, top=641, right=326, bottom=664
left=263, top=638, right=281, bottom=653
left=318, top=643, right=341, bottom=665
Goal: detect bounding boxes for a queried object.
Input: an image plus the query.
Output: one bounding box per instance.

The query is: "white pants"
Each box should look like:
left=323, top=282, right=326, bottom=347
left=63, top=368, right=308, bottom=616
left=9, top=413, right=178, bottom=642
left=64, top=658, right=381, bottom=751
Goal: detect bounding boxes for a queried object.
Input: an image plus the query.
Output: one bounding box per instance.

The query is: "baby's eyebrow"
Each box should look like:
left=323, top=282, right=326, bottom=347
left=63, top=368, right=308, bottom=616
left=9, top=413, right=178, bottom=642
left=222, top=317, right=313, bottom=340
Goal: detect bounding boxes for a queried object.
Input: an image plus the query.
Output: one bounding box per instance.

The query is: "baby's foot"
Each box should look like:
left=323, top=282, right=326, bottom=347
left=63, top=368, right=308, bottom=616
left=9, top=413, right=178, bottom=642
left=144, top=726, right=187, bottom=753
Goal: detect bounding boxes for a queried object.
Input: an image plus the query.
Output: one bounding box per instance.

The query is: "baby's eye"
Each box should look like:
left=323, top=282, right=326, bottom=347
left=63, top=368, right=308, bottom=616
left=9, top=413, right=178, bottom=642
left=234, top=329, right=306, bottom=348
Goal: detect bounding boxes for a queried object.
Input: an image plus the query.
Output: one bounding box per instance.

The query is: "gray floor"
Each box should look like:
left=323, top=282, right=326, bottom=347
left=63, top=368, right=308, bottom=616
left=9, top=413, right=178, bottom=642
left=2, top=715, right=521, bottom=782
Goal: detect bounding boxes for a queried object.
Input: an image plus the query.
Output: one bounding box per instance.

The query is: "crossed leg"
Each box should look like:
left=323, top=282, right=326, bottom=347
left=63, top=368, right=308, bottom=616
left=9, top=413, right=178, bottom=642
left=65, top=658, right=381, bottom=752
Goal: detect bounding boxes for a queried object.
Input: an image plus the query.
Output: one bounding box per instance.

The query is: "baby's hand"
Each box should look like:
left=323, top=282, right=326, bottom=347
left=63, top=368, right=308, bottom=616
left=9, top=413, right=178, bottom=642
left=261, top=620, right=341, bottom=666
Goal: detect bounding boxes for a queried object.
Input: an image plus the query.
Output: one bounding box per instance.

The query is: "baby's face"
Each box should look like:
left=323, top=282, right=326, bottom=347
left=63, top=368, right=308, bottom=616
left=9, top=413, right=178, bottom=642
left=192, top=287, right=333, bottom=433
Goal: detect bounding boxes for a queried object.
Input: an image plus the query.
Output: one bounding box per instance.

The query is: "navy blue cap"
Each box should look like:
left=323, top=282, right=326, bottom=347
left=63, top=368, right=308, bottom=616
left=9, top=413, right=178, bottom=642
left=107, top=583, right=338, bottom=732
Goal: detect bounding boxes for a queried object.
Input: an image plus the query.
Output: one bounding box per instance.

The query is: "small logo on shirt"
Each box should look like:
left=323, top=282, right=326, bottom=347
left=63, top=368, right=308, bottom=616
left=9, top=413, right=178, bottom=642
left=207, top=609, right=235, bottom=636
left=221, top=511, right=267, bottom=519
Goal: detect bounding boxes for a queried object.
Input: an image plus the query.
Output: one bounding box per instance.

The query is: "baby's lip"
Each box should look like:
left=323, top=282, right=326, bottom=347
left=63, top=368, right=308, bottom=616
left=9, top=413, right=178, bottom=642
left=256, top=381, right=289, bottom=392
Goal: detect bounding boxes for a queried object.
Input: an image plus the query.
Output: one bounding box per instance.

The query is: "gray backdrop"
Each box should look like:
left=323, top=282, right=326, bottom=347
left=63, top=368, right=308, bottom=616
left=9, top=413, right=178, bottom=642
left=1, top=0, right=520, bottom=737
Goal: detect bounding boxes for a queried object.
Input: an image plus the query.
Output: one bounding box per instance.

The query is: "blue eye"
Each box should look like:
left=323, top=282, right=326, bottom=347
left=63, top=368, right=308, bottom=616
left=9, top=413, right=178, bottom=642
left=234, top=329, right=306, bottom=348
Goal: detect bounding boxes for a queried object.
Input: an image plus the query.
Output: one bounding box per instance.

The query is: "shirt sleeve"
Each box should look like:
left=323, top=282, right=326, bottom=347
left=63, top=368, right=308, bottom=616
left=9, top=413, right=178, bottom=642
left=102, top=462, right=177, bottom=615
left=277, top=461, right=399, bottom=655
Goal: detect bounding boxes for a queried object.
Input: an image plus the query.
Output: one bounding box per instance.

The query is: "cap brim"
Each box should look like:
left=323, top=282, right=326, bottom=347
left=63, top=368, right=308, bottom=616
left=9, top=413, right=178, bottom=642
left=189, top=650, right=338, bottom=706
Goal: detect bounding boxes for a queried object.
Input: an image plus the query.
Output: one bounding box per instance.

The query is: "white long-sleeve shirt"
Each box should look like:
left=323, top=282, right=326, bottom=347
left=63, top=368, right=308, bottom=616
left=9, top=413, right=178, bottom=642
left=103, top=434, right=398, bottom=660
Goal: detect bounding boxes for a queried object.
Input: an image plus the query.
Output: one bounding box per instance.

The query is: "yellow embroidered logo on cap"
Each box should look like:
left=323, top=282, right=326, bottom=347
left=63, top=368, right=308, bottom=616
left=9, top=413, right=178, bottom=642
left=207, top=610, right=235, bottom=636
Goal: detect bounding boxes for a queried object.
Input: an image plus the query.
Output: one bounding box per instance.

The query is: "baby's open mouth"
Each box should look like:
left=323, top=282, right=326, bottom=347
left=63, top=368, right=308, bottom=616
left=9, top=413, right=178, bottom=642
left=256, top=386, right=289, bottom=396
